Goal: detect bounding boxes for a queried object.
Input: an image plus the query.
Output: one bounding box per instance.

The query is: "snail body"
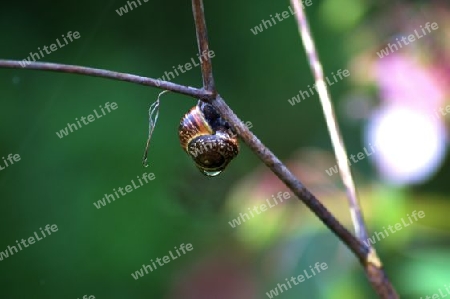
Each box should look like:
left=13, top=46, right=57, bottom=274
left=178, top=102, right=239, bottom=176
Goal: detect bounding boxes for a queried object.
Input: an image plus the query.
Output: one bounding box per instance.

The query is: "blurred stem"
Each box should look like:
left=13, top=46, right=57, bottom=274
left=290, top=0, right=398, bottom=298
left=290, top=0, right=367, bottom=243
left=0, top=60, right=212, bottom=99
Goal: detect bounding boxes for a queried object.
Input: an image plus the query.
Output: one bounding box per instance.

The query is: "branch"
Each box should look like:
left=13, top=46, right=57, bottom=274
left=192, top=0, right=216, bottom=93
left=191, top=0, right=369, bottom=262
left=290, top=0, right=398, bottom=297
left=0, top=60, right=212, bottom=99
left=212, top=95, right=368, bottom=258
left=192, top=0, right=397, bottom=297
left=212, top=96, right=399, bottom=297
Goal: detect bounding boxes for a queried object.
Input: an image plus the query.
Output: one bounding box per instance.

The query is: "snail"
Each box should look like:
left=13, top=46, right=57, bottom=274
left=142, top=92, right=239, bottom=176
left=178, top=101, right=239, bottom=176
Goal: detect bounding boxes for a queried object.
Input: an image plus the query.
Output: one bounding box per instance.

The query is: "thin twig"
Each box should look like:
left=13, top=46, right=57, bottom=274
left=192, top=0, right=216, bottom=93
left=0, top=60, right=212, bottom=99
left=290, top=0, right=398, bottom=298
left=290, top=0, right=368, bottom=246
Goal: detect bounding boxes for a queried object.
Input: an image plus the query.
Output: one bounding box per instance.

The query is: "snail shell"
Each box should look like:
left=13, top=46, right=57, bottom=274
left=178, top=103, right=239, bottom=176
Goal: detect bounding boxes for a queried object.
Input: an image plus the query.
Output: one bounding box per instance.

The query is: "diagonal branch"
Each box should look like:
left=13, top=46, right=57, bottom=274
left=290, top=0, right=398, bottom=298
left=0, top=60, right=212, bottom=99
left=192, top=0, right=216, bottom=93
left=191, top=1, right=397, bottom=298
left=212, top=95, right=369, bottom=259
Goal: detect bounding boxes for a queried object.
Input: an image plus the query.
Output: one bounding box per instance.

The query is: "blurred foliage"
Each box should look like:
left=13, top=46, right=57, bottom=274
left=1, top=0, right=449, bottom=298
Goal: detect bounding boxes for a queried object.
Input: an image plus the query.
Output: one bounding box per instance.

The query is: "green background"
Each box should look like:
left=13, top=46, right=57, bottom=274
left=1, top=0, right=449, bottom=298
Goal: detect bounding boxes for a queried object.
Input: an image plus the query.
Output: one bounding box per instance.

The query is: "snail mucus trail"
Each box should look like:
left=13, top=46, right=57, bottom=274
left=143, top=93, right=239, bottom=177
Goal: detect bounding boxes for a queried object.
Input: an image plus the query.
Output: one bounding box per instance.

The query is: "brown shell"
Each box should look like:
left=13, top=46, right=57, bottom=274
left=178, top=105, right=213, bottom=151
left=187, top=134, right=239, bottom=173
left=178, top=105, right=239, bottom=175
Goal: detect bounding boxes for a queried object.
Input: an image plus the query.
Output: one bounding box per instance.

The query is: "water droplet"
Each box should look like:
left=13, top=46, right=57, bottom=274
left=143, top=158, right=149, bottom=168
left=203, top=170, right=222, bottom=177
